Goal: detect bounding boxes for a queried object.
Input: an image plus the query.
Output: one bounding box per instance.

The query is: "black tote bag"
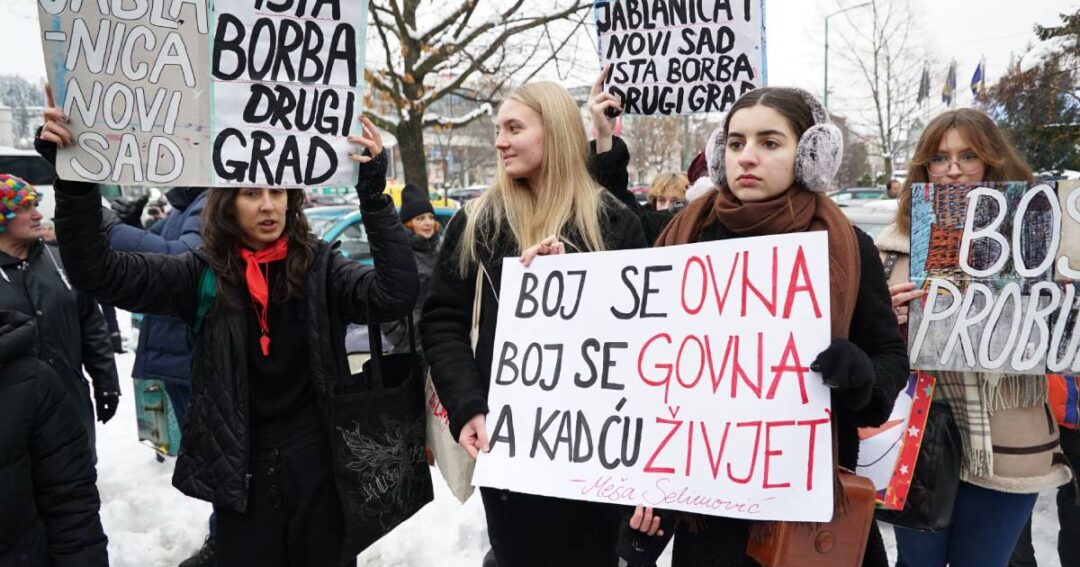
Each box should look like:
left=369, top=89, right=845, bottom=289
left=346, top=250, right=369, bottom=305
left=875, top=401, right=962, bottom=531
left=329, top=315, right=434, bottom=561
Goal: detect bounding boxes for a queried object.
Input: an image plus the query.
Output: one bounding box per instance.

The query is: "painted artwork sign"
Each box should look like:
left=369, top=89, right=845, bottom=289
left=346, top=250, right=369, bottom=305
left=473, top=233, right=836, bottom=521
left=908, top=181, right=1080, bottom=375
left=37, top=0, right=366, bottom=187
left=593, top=0, right=766, bottom=115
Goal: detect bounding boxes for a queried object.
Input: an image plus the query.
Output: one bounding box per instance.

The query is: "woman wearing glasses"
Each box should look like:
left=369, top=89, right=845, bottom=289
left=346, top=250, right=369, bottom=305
left=875, top=108, right=1071, bottom=566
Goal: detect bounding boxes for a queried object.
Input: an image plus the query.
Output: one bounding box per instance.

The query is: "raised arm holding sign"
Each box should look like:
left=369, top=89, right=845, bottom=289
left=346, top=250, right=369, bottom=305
left=593, top=0, right=767, bottom=115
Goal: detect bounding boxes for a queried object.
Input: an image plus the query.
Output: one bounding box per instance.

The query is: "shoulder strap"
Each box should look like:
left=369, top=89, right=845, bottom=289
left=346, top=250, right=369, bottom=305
left=193, top=266, right=217, bottom=334
left=882, top=251, right=900, bottom=280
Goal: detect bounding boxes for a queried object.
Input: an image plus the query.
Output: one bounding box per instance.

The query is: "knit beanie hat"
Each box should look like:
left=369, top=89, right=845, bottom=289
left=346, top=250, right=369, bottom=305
left=0, top=175, right=39, bottom=234
left=399, top=183, right=434, bottom=223
left=686, top=152, right=708, bottom=183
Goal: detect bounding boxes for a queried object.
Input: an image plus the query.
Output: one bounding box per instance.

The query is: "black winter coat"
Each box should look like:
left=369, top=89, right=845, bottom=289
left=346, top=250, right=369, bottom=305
left=51, top=179, right=418, bottom=514
left=384, top=232, right=440, bottom=355
left=0, top=240, right=119, bottom=447
left=0, top=311, right=107, bottom=567
left=421, top=194, right=648, bottom=440
left=590, top=137, right=676, bottom=245
left=664, top=220, right=908, bottom=567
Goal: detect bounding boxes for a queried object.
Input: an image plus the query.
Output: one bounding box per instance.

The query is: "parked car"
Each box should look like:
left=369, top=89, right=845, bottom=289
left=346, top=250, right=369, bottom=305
left=842, top=199, right=897, bottom=238
left=448, top=185, right=486, bottom=203
left=307, top=204, right=456, bottom=364
left=830, top=187, right=887, bottom=207
left=306, top=204, right=457, bottom=265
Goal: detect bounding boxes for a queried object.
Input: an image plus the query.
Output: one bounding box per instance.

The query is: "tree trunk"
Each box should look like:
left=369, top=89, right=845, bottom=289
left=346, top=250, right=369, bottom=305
left=397, top=115, right=429, bottom=192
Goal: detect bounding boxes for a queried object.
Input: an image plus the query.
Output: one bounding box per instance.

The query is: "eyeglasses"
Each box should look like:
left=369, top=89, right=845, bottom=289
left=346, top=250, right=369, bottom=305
left=926, top=152, right=984, bottom=175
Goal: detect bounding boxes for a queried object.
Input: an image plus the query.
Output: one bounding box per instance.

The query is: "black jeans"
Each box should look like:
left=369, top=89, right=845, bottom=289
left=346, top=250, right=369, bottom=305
left=1010, top=426, right=1080, bottom=567
left=480, top=487, right=623, bottom=567
left=214, top=409, right=345, bottom=567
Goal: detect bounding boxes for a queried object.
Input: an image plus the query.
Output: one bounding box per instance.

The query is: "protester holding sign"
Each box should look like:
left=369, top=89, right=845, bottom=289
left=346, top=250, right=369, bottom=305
left=36, top=113, right=419, bottom=566
left=421, top=81, right=647, bottom=566
left=625, top=87, right=908, bottom=566
left=877, top=108, right=1071, bottom=567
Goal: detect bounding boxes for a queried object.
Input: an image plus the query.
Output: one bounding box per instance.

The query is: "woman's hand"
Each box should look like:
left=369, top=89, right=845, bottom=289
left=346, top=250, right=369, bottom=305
left=348, top=114, right=384, bottom=164
left=588, top=65, right=622, bottom=153
left=36, top=85, right=71, bottom=166
left=459, top=413, right=490, bottom=459
left=348, top=115, right=389, bottom=204
left=629, top=506, right=664, bottom=537
left=889, top=282, right=925, bottom=326
left=519, top=235, right=565, bottom=267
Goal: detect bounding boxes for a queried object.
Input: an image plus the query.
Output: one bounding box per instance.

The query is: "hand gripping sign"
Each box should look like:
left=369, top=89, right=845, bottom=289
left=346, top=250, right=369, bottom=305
left=474, top=232, right=836, bottom=522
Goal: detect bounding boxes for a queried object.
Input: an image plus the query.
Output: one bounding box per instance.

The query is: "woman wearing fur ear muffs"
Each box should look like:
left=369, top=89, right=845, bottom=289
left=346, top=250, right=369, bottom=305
left=620, top=87, right=909, bottom=566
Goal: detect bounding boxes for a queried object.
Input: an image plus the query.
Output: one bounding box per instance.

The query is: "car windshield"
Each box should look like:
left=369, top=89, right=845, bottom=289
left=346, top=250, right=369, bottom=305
left=307, top=216, right=338, bottom=237
left=0, top=155, right=55, bottom=186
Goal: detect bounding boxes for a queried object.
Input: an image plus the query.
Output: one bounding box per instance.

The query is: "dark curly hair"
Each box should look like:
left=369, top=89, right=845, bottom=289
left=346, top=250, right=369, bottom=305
left=200, top=189, right=317, bottom=306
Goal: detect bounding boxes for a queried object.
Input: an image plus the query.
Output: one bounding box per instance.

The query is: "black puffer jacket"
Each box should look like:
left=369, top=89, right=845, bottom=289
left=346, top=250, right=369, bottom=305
left=0, top=311, right=107, bottom=567
left=0, top=241, right=119, bottom=443
left=52, top=179, right=417, bottom=514
left=421, top=194, right=647, bottom=440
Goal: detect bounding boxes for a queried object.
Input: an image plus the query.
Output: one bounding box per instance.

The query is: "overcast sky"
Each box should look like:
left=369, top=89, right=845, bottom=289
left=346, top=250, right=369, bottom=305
left=3, top=0, right=1076, bottom=130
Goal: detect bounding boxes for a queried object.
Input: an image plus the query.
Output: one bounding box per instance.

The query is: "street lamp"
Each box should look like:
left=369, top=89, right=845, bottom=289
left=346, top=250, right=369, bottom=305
left=824, top=2, right=871, bottom=110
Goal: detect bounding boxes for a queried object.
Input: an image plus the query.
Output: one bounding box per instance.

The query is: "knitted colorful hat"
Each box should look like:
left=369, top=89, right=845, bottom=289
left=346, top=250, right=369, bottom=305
left=0, top=174, right=39, bottom=234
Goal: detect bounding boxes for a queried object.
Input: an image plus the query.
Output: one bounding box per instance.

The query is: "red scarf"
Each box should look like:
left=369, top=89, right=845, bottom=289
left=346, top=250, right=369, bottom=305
left=238, top=237, right=289, bottom=356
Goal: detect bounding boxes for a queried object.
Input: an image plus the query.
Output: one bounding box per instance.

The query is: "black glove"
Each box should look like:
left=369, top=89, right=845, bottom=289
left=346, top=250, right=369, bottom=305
left=95, top=389, right=120, bottom=423
left=34, top=125, right=58, bottom=167
left=616, top=514, right=676, bottom=567
left=101, top=205, right=122, bottom=236
left=111, top=195, right=150, bottom=227
left=355, top=151, right=391, bottom=208
left=811, top=339, right=875, bottom=411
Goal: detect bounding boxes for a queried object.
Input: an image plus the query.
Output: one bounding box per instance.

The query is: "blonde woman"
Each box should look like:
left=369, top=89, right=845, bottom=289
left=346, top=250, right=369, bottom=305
left=876, top=108, right=1071, bottom=566
left=647, top=172, right=688, bottom=211
left=421, top=81, right=646, bottom=566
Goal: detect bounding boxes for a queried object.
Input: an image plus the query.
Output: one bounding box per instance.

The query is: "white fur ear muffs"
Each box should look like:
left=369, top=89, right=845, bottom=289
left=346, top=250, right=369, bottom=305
left=787, top=88, right=844, bottom=192
left=706, top=87, right=844, bottom=193
left=705, top=125, right=726, bottom=189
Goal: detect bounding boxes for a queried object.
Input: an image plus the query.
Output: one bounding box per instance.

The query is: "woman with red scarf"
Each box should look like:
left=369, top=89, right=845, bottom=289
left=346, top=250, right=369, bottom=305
left=36, top=114, right=418, bottom=566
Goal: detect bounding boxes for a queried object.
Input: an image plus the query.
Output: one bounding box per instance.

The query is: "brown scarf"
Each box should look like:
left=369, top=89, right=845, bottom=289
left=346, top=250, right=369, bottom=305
left=657, top=185, right=861, bottom=339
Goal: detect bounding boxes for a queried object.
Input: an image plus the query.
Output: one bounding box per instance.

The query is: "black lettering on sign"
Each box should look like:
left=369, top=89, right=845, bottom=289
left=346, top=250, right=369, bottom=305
left=213, top=14, right=356, bottom=86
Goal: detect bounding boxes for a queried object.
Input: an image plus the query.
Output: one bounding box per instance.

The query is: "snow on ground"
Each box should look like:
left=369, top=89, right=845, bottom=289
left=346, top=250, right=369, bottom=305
left=99, top=315, right=1063, bottom=566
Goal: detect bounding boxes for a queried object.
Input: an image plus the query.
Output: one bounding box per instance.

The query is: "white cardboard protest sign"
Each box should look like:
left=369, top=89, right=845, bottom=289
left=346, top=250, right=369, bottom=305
left=37, top=0, right=366, bottom=188
left=474, top=233, right=835, bottom=522
left=594, top=0, right=767, bottom=115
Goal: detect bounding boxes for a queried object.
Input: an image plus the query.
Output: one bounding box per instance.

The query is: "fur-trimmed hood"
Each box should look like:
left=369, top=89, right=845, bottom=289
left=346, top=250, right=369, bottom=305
left=874, top=221, right=909, bottom=255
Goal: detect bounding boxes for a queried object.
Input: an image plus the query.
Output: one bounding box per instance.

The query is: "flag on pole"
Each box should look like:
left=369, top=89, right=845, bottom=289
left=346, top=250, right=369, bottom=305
left=970, top=58, right=986, bottom=96
left=917, top=65, right=930, bottom=104
left=942, top=60, right=957, bottom=106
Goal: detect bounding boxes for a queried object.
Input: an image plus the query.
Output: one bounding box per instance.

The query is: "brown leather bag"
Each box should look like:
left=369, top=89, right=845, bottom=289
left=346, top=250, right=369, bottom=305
left=746, top=421, right=877, bottom=567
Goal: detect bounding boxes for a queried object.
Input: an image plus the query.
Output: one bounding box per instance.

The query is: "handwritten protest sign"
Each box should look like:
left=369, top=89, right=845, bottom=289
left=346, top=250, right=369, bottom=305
left=909, top=181, right=1080, bottom=375
left=474, top=233, right=835, bottom=521
left=38, top=0, right=210, bottom=185
left=37, top=0, right=365, bottom=187
left=594, top=0, right=766, bottom=115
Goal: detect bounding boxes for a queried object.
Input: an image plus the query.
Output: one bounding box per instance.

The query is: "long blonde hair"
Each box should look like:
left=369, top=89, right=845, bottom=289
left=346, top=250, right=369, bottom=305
left=896, top=108, right=1033, bottom=232
left=456, top=81, right=608, bottom=276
